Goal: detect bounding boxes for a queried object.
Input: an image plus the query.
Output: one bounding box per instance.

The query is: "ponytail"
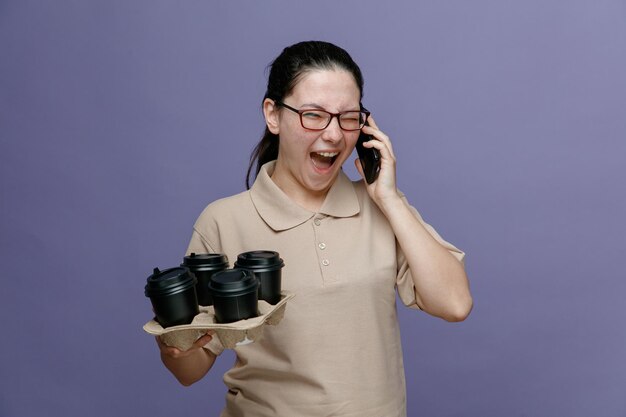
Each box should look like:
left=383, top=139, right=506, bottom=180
left=246, top=127, right=279, bottom=189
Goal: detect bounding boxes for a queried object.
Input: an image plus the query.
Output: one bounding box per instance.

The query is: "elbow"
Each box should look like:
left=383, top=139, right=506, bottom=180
left=443, top=296, right=473, bottom=323
left=177, top=376, right=201, bottom=387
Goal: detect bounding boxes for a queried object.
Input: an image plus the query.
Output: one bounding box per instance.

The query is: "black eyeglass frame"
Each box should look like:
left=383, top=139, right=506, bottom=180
left=274, top=100, right=370, bottom=131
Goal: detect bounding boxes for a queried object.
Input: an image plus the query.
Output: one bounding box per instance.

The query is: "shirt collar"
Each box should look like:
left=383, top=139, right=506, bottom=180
left=250, top=161, right=361, bottom=231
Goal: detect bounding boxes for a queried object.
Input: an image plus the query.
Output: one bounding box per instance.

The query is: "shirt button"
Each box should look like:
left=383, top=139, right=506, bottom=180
left=314, top=219, right=321, bottom=226
left=322, top=259, right=330, bottom=266
left=318, top=243, right=326, bottom=250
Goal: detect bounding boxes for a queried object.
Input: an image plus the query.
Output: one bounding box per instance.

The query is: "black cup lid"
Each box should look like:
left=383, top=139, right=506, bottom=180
left=234, top=250, right=284, bottom=269
left=182, top=252, right=229, bottom=267
left=208, top=269, right=258, bottom=294
left=145, top=267, right=196, bottom=297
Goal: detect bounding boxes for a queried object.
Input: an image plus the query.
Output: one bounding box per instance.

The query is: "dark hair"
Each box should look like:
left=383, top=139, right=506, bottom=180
left=245, top=41, right=365, bottom=189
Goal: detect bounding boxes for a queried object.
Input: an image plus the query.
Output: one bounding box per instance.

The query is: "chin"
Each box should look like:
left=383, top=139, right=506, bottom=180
left=307, top=173, right=339, bottom=193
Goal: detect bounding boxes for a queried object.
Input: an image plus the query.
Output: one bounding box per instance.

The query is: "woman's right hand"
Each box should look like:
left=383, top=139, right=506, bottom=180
left=155, top=332, right=217, bottom=386
left=155, top=331, right=214, bottom=359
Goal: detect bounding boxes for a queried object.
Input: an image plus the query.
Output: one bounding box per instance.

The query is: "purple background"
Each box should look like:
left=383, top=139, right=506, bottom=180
left=1, top=1, right=625, bottom=416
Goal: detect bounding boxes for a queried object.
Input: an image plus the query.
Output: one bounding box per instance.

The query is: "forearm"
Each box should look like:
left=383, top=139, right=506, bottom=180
left=380, top=196, right=473, bottom=321
left=160, top=347, right=216, bottom=386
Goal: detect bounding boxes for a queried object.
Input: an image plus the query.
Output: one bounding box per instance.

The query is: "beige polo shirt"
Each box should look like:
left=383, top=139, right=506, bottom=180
left=187, top=161, right=465, bottom=417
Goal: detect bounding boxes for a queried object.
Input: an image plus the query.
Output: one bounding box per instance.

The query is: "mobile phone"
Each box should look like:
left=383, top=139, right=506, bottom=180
left=355, top=124, right=381, bottom=184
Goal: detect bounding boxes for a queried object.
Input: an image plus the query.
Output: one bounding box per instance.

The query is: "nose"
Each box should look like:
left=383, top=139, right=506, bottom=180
left=321, top=115, right=343, bottom=143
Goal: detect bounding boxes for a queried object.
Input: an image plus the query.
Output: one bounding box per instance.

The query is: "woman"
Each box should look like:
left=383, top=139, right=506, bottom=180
left=156, top=40, right=473, bottom=417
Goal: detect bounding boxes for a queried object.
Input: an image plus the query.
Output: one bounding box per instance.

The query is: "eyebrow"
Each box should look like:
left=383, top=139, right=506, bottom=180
left=299, top=103, right=361, bottom=112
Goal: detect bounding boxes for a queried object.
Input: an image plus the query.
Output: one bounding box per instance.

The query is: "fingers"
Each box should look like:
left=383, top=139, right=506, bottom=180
left=357, top=115, right=399, bottom=199
left=362, top=134, right=396, bottom=167
left=193, top=331, right=214, bottom=348
left=156, top=336, right=183, bottom=357
left=361, top=115, right=395, bottom=159
left=156, top=331, right=214, bottom=359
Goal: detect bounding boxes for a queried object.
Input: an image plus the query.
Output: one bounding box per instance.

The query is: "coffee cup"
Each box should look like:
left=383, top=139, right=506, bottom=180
left=208, top=268, right=259, bottom=323
left=182, top=252, right=229, bottom=306
left=234, top=250, right=284, bottom=305
left=145, top=267, right=199, bottom=328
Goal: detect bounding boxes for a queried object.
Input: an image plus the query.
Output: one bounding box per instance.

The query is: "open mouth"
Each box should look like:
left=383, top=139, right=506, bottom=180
left=310, top=152, right=339, bottom=171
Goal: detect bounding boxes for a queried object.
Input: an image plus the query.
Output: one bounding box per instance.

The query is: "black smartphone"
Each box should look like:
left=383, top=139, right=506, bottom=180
left=355, top=124, right=381, bottom=184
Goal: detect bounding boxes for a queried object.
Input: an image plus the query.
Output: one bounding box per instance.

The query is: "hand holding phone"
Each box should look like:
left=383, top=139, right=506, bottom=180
left=355, top=123, right=381, bottom=184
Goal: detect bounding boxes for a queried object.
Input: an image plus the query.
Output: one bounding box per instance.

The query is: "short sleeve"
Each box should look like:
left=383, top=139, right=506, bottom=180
left=396, top=200, right=466, bottom=310
left=186, top=230, right=215, bottom=255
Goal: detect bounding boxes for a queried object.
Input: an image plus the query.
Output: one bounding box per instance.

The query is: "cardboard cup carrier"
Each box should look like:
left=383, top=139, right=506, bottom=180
left=144, top=253, right=292, bottom=350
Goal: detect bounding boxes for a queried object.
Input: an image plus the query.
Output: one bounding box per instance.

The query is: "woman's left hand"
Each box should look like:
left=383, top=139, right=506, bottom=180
left=354, top=116, right=402, bottom=208
left=356, top=117, right=472, bottom=322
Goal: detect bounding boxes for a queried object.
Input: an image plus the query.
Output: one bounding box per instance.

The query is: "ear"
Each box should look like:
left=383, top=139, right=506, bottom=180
left=263, top=98, right=280, bottom=135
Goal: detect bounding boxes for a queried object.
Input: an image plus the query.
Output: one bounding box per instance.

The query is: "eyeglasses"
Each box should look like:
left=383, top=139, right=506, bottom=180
left=275, top=101, right=370, bottom=131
